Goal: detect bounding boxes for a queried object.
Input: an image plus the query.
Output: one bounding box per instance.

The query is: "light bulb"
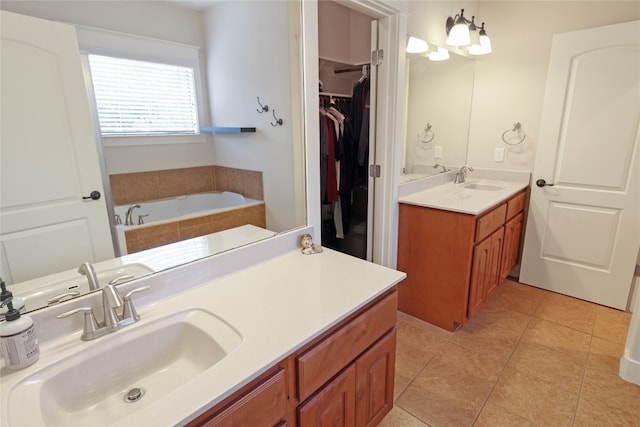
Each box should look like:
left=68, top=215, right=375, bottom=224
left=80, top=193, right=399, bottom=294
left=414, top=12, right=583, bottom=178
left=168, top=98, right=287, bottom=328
left=406, top=36, right=429, bottom=54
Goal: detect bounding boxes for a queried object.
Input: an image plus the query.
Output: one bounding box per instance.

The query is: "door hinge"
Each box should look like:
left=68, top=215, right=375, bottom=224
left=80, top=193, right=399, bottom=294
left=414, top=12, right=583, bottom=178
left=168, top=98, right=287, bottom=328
left=371, top=49, right=383, bottom=66
left=635, top=264, right=640, bottom=277
left=369, top=164, right=381, bottom=178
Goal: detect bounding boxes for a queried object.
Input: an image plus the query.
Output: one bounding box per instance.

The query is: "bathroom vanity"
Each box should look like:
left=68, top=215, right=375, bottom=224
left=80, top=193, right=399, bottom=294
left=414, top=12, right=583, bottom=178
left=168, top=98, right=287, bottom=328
left=0, top=230, right=405, bottom=426
left=397, top=171, right=529, bottom=332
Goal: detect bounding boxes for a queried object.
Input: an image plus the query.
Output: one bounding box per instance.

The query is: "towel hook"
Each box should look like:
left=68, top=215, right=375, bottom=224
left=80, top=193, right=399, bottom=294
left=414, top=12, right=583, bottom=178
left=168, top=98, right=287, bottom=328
left=502, top=122, right=526, bottom=145
left=256, top=97, right=269, bottom=113
left=417, top=123, right=435, bottom=143
left=271, top=109, right=283, bottom=127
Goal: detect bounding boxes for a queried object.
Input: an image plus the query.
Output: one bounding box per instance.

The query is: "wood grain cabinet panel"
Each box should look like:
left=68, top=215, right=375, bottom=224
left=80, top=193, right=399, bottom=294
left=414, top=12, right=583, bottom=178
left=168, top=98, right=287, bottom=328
left=296, top=292, right=397, bottom=402
left=298, top=365, right=356, bottom=427
left=196, top=369, right=287, bottom=427
left=355, top=330, right=396, bottom=427
left=398, top=190, right=527, bottom=331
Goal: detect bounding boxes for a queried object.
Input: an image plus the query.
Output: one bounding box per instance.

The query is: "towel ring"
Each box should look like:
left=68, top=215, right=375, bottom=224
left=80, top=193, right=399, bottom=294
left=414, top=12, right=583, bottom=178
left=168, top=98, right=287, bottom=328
left=417, top=123, right=435, bottom=143
left=502, top=122, right=526, bottom=145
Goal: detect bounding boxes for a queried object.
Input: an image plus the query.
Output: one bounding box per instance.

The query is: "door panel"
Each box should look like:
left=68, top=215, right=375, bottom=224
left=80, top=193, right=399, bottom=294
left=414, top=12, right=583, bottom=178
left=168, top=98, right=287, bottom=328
left=0, top=11, right=114, bottom=284
left=520, top=20, right=640, bottom=309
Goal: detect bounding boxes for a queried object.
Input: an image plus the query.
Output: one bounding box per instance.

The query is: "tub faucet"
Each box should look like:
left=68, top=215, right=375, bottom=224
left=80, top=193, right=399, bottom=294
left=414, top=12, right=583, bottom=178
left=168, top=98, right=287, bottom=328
left=125, top=204, right=141, bottom=226
left=433, top=163, right=448, bottom=173
left=454, top=165, right=474, bottom=184
left=78, top=262, right=100, bottom=291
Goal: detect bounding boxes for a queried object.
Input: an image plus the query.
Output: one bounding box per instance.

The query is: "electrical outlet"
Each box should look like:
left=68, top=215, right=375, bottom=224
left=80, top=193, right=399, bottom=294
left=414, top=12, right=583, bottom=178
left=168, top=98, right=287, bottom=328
left=434, top=145, right=443, bottom=159
left=494, top=147, right=505, bottom=162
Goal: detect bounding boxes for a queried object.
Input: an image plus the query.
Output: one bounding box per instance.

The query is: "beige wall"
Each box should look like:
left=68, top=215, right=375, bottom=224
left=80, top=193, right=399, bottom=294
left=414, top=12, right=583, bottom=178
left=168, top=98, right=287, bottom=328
left=467, top=1, right=640, bottom=171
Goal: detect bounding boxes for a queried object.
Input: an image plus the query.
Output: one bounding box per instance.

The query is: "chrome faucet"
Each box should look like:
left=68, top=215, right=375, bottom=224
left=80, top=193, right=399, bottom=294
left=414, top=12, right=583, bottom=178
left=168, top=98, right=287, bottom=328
left=433, top=163, right=448, bottom=173
left=454, top=165, right=474, bottom=184
left=78, top=262, right=100, bottom=291
left=56, top=284, right=150, bottom=341
left=101, top=284, right=123, bottom=330
left=125, top=204, right=141, bottom=226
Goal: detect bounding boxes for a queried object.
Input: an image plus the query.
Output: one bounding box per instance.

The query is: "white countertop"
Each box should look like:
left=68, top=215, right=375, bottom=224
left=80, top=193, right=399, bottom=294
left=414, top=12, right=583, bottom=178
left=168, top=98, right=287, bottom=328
left=1, top=247, right=406, bottom=426
left=398, top=169, right=530, bottom=215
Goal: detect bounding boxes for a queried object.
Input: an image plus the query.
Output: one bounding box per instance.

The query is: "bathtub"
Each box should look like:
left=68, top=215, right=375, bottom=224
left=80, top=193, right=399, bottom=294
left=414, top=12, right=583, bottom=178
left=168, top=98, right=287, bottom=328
left=113, top=191, right=266, bottom=255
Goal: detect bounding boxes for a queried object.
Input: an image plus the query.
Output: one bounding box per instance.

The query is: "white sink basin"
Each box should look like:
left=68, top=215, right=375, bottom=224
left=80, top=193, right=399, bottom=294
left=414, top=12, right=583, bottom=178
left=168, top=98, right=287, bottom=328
left=463, top=182, right=505, bottom=191
left=6, top=309, right=242, bottom=426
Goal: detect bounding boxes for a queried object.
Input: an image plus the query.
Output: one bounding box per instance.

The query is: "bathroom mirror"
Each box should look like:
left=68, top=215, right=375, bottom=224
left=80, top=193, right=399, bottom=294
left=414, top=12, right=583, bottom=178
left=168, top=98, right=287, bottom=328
left=0, top=0, right=306, bottom=312
left=403, top=49, right=475, bottom=180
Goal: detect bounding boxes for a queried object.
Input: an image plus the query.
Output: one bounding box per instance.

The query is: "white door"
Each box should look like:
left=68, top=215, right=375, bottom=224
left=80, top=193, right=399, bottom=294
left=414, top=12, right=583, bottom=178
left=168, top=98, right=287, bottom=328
left=520, top=20, right=640, bottom=309
left=0, top=11, right=114, bottom=284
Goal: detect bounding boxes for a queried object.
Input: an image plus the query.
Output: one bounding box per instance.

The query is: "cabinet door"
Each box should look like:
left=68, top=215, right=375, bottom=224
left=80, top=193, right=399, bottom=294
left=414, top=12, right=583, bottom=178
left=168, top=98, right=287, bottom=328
left=486, top=227, right=505, bottom=297
left=355, top=329, right=396, bottom=427
left=299, top=365, right=356, bottom=427
left=468, top=227, right=504, bottom=317
left=469, top=237, right=491, bottom=317
left=500, top=213, right=523, bottom=281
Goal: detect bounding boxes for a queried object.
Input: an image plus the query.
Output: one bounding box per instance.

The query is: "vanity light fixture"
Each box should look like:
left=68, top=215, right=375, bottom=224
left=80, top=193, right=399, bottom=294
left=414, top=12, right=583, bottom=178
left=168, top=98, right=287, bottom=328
left=445, top=8, right=491, bottom=54
left=469, top=23, right=492, bottom=55
left=428, top=47, right=450, bottom=62
left=406, top=36, right=429, bottom=54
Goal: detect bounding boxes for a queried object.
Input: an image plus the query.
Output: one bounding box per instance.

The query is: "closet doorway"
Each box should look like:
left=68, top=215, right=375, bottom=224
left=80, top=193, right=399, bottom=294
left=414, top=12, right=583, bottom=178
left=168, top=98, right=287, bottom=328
left=318, top=1, right=377, bottom=260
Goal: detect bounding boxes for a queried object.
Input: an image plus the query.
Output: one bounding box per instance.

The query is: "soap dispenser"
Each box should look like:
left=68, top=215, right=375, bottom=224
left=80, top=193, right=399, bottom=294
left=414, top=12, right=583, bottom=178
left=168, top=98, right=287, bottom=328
left=0, top=278, right=25, bottom=320
left=0, top=297, right=40, bottom=370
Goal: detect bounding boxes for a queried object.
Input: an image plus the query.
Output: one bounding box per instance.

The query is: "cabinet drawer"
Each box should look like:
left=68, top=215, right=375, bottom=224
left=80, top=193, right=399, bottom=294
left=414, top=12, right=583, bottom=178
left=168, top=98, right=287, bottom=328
left=506, top=191, right=525, bottom=220
left=200, top=369, right=287, bottom=427
left=475, top=203, right=507, bottom=242
left=296, top=291, right=397, bottom=402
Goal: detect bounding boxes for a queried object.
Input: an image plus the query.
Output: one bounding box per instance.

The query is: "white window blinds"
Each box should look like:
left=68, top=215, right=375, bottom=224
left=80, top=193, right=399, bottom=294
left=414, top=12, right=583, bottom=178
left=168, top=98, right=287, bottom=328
left=88, top=54, right=199, bottom=136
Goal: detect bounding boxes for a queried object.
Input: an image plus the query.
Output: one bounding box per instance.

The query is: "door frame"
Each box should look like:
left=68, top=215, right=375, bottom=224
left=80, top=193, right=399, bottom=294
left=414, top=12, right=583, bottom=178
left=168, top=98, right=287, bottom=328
left=301, top=0, right=406, bottom=267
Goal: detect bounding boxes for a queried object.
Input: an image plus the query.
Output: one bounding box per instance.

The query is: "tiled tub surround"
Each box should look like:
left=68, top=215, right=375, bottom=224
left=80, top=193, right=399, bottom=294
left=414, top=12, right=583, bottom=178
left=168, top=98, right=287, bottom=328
left=110, top=166, right=264, bottom=205
left=110, top=166, right=266, bottom=254
left=122, top=202, right=265, bottom=254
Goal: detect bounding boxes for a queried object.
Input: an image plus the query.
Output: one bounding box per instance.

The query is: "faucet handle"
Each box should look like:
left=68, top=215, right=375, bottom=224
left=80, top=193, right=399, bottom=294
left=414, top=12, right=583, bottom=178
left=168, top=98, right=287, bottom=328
left=121, top=286, right=151, bottom=323
left=57, top=307, right=99, bottom=341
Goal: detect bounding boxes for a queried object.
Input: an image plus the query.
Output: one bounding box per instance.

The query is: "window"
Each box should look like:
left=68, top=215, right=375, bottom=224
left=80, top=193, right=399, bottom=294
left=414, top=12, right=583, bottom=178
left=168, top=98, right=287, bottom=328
left=88, top=54, right=199, bottom=136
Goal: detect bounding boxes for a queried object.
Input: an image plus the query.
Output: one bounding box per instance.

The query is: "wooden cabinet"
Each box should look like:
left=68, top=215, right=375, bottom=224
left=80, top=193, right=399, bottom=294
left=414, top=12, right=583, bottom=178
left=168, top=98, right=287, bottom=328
left=189, top=289, right=398, bottom=427
left=398, top=190, right=527, bottom=331
left=189, top=368, right=289, bottom=427
left=501, top=212, right=524, bottom=282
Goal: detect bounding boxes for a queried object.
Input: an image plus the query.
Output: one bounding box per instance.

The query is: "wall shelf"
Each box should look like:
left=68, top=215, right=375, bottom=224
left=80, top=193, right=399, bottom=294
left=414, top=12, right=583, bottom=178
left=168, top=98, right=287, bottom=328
left=200, top=127, right=256, bottom=133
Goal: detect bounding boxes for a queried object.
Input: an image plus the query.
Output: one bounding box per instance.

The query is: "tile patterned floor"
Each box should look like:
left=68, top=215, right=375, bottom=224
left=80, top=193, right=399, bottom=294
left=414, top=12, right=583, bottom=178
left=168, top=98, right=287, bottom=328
left=381, top=279, right=640, bottom=427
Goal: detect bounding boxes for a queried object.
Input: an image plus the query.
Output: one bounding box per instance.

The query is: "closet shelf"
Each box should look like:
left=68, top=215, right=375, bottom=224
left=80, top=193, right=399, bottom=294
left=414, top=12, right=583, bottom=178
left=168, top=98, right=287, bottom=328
left=200, top=126, right=256, bottom=133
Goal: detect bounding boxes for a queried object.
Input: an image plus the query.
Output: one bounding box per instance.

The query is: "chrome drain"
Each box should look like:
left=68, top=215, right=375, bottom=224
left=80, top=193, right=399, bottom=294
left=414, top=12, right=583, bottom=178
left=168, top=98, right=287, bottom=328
left=124, top=387, right=145, bottom=403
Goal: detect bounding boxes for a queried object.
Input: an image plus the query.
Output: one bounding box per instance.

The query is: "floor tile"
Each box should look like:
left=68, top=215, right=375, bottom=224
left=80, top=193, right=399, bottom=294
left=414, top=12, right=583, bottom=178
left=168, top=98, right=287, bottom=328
left=593, top=305, right=632, bottom=344
left=378, top=406, right=430, bottom=427
left=395, top=343, right=503, bottom=427
left=587, top=336, right=626, bottom=375
left=574, top=397, right=640, bottom=427
left=533, top=292, right=597, bottom=333
left=580, top=365, right=640, bottom=420
left=520, top=317, right=591, bottom=361
left=508, top=341, right=586, bottom=393
left=451, top=313, right=527, bottom=364
left=488, top=366, right=579, bottom=426
left=473, top=402, right=534, bottom=427
left=483, top=279, right=545, bottom=316
left=394, top=319, right=447, bottom=399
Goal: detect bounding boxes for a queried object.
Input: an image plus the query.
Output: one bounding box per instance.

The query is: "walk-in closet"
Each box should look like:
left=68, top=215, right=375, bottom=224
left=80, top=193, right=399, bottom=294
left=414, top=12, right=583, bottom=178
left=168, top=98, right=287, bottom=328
left=318, top=0, right=374, bottom=260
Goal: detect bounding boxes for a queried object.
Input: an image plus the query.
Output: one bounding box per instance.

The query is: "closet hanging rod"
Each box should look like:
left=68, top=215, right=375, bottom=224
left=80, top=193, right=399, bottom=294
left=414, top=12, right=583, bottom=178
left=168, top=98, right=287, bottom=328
left=319, top=92, right=352, bottom=98
left=334, top=64, right=370, bottom=74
